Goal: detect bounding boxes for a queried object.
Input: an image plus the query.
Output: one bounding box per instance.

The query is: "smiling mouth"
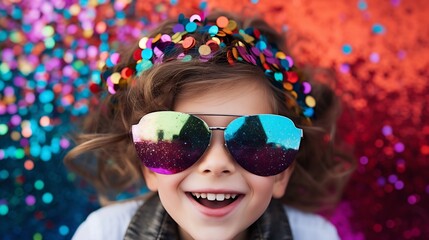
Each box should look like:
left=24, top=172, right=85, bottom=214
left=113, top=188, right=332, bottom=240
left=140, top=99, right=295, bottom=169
left=188, top=192, right=241, bottom=209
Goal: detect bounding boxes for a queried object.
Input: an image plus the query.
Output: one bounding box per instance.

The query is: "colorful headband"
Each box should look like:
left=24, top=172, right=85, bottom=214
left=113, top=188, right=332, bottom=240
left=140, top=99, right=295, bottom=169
left=97, top=14, right=316, bottom=118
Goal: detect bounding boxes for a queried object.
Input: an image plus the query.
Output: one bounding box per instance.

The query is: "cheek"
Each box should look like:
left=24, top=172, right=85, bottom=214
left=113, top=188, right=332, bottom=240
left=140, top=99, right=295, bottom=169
left=247, top=174, right=277, bottom=199
left=154, top=175, right=185, bottom=207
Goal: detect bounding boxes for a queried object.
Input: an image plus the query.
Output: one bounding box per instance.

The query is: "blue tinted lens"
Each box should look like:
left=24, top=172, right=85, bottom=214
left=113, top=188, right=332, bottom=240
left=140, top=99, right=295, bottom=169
left=132, top=111, right=211, bottom=174
left=225, top=114, right=302, bottom=176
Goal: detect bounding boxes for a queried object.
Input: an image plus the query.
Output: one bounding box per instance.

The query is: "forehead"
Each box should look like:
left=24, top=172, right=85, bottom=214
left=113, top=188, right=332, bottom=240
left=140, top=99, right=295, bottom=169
left=173, top=77, right=275, bottom=116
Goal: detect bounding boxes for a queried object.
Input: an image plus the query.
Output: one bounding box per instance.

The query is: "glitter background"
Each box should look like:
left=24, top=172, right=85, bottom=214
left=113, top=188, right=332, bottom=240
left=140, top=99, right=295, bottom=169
left=0, top=0, right=428, bottom=239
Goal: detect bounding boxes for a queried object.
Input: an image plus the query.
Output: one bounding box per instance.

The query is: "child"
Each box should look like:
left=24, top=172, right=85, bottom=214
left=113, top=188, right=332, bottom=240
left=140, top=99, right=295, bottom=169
left=65, top=11, right=354, bottom=240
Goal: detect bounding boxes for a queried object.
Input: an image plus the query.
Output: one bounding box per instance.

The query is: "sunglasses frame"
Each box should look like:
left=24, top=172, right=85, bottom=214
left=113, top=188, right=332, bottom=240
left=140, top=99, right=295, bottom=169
left=131, top=111, right=303, bottom=176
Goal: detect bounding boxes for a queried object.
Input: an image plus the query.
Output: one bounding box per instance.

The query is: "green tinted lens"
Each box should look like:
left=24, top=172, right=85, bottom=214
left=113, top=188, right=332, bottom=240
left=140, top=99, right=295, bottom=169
left=132, top=111, right=211, bottom=174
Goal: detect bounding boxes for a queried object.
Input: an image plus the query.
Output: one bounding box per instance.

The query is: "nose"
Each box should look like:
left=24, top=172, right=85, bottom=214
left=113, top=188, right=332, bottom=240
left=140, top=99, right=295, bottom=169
left=196, top=130, right=236, bottom=176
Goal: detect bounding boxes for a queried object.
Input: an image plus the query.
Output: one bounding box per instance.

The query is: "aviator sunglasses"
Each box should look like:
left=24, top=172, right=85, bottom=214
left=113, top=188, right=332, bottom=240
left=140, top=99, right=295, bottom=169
left=131, top=111, right=303, bottom=176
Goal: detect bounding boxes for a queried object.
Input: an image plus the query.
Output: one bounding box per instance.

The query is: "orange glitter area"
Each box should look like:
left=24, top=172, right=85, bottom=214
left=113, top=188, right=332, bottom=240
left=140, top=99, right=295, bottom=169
left=216, top=16, right=229, bottom=28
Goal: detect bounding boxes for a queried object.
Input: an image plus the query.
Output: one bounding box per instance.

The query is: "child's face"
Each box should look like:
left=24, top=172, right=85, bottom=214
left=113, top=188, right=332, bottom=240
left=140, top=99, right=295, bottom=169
left=143, top=78, right=293, bottom=240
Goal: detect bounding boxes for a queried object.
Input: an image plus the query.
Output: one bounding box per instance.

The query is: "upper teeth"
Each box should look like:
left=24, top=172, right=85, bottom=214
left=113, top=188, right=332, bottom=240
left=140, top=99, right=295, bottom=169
left=191, top=193, right=237, bottom=201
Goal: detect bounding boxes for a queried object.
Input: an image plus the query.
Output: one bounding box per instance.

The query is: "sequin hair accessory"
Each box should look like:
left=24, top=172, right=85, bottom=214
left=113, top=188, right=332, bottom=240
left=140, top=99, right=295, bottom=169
left=97, top=13, right=316, bottom=118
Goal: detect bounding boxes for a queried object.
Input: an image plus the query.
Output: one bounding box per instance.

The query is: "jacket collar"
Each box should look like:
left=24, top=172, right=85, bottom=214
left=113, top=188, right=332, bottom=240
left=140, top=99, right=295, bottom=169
left=124, top=193, right=293, bottom=240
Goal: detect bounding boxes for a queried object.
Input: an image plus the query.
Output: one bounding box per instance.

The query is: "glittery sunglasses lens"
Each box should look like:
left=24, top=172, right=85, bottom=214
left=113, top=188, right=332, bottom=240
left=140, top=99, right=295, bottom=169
left=131, top=111, right=211, bottom=174
left=225, top=115, right=303, bottom=176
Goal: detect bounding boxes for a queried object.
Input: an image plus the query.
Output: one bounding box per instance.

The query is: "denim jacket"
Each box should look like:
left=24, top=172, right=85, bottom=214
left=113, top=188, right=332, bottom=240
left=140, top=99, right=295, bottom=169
left=124, top=194, right=293, bottom=240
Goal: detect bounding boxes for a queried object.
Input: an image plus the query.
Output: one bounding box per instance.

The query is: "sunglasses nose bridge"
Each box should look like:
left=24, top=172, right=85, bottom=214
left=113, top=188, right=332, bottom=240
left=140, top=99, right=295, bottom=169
left=196, top=131, right=237, bottom=176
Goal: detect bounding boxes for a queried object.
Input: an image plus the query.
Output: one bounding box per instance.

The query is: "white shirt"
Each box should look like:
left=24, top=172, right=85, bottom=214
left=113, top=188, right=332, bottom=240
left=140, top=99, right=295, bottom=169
left=72, top=199, right=339, bottom=240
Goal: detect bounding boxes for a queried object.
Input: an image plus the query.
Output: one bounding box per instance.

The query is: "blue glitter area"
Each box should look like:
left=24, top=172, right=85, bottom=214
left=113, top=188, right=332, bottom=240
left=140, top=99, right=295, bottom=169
left=358, top=0, right=368, bottom=10
left=372, top=24, right=385, bottom=34
left=199, top=1, right=207, bottom=10
left=342, top=44, right=352, bottom=54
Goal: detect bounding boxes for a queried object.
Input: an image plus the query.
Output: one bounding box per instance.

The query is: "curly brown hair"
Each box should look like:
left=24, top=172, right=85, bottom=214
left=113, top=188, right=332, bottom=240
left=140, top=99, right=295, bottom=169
left=64, top=12, right=355, bottom=212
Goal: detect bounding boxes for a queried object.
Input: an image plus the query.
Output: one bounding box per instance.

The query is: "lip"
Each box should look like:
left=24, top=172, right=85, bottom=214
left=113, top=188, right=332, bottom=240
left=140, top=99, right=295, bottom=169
left=186, top=190, right=244, bottom=218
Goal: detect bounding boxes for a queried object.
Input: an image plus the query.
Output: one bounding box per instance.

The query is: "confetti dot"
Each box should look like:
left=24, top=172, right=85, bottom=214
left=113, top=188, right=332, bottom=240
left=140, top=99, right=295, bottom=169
left=394, top=181, right=404, bottom=190
left=26, top=195, right=36, bottom=206
left=0, top=124, right=8, bottom=135
left=408, top=195, right=418, bottom=205
left=24, top=160, right=34, bottom=170
left=182, top=36, right=196, bottom=49
left=190, top=14, right=202, bottom=23
left=359, top=156, right=369, bottom=165
left=358, top=0, right=367, bottom=10
left=59, top=225, right=70, bottom=236
left=39, top=90, right=55, bottom=103
left=34, top=180, right=44, bottom=190
left=382, top=125, right=392, bottom=136
left=199, top=1, right=207, bottom=9
left=342, top=44, right=352, bottom=54
left=42, top=192, right=53, bottom=204
left=303, top=107, right=314, bottom=117
left=216, top=16, right=229, bottom=28
left=33, top=233, right=42, bottom=240
left=141, top=48, right=153, bottom=60
left=0, top=204, right=9, bottom=216
left=372, top=24, right=385, bottom=34
left=208, top=25, right=219, bottom=36
left=394, top=142, right=405, bottom=153
left=185, top=22, right=197, bottom=33
left=172, top=24, right=184, bottom=33
left=305, top=96, right=316, bottom=108
left=0, top=170, right=9, bottom=179
left=198, top=45, right=211, bottom=56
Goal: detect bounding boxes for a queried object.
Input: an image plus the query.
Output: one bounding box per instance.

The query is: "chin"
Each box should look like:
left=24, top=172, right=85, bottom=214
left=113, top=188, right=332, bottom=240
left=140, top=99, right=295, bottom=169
left=183, top=226, right=246, bottom=240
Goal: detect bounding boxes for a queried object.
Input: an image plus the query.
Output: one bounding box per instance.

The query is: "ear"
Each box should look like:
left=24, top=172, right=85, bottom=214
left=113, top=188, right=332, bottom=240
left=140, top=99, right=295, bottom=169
left=272, top=163, right=295, bottom=199
left=141, top=166, right=159, bottom=192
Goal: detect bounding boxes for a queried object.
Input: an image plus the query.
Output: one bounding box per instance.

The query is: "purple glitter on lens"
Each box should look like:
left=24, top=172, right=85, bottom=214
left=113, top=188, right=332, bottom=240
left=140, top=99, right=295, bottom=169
left=134, top=140, right=206, bottom=174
